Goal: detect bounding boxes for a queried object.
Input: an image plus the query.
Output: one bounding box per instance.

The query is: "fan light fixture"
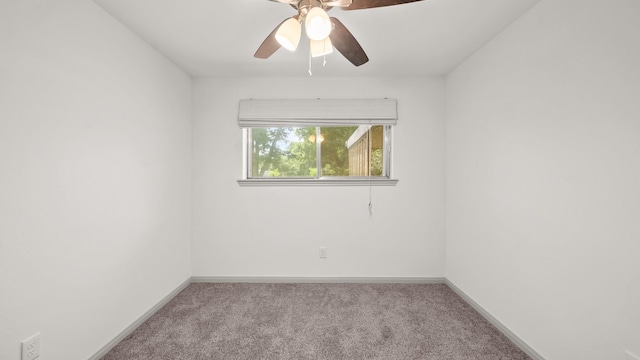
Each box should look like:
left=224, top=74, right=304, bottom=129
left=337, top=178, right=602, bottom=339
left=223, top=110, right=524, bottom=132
left=310, top=37, right=333, bottom=57
left=275, top=17, right=301, bottom=51
left=305, top=7, right=332, bottom=41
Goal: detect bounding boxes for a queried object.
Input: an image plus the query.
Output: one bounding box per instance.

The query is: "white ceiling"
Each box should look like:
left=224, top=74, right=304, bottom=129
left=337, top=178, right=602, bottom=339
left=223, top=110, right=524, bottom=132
left=93, top=0, right=539, bottom=77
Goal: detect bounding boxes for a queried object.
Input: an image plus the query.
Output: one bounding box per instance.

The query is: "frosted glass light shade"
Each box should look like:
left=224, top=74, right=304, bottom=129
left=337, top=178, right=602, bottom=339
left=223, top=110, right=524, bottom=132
left=310, top=37, right=333, bottom=57
left=305, top=7, right=332, bottom=41
left=275, top=17, right=301, bottom=51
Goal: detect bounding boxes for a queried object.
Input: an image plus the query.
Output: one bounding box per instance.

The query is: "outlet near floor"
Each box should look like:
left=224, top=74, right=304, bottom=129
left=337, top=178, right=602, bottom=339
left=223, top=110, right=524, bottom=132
left=319, top=247, right=327, bottom=259
left=21, top=333, right=40, bottom=360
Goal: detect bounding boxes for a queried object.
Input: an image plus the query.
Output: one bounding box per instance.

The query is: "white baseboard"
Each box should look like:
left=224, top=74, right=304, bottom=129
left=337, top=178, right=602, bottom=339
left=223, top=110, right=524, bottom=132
left=445, top=279, right=546, bottom=360
left=89, top=277, right=191, bottom=360
left=191, top=276, right=446, bottom=284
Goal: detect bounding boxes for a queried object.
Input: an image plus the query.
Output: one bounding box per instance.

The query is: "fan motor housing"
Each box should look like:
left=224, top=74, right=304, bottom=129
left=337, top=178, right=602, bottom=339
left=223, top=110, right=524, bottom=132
left=297, top=0, right=325, bottom=15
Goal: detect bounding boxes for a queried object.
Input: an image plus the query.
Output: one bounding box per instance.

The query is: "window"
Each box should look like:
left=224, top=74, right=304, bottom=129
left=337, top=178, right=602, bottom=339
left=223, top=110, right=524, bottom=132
left=248, top=125, right=390, bottom=178
left=237, top=98, right=399, bottom=186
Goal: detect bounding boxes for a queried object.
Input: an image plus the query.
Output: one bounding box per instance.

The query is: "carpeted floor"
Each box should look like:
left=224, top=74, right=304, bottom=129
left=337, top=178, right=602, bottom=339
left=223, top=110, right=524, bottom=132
left=102, top=283, right=531, bottom=360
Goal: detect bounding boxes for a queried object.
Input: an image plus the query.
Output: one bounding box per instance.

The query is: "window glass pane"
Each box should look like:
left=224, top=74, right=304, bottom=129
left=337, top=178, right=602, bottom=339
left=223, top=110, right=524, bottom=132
left=249, top=125, right=389, bottom=179
left=320, top=126, right=359, bottom=176
left=250, top=127, right=316, bottom=178
left=344, top=125, right=385, bottom=176
left=370, top=125, right=384, bottom=176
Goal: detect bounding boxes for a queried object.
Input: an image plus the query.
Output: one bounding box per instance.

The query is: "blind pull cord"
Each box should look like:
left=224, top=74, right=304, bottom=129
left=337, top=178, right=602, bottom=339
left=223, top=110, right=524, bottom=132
left=368, top=175, right=373, bottom=217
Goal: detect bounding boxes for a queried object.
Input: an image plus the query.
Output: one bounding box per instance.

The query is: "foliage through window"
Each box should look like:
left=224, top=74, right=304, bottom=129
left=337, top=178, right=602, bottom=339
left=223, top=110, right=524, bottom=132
left=248, top=125, right=390, bottom=179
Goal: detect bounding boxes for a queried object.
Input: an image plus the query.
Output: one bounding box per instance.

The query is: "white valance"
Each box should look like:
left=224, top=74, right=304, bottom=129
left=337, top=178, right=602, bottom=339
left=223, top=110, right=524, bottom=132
left=237, top=98, right=397, bottom=127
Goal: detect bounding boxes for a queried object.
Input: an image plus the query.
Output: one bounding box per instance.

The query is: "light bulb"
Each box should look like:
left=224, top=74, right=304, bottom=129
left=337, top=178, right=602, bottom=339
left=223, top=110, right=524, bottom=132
left=305, top=7, right=332, bottom=41
left=310, top=37, right=333, bottom=57
left=276, top=17, right=301, bottom=51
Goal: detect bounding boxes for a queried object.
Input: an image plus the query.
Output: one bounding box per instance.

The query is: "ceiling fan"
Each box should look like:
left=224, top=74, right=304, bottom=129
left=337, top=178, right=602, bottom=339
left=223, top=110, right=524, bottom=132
left=254, top=0, right=424, bottom=67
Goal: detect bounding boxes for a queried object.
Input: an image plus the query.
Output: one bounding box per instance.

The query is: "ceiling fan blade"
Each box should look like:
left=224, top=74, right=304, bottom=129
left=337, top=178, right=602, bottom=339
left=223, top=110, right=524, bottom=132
left=254, top=19, right=287, bottom=59
left=328, top=17, right=368, bottom=66
left=344, top=0, right=423, bottom=10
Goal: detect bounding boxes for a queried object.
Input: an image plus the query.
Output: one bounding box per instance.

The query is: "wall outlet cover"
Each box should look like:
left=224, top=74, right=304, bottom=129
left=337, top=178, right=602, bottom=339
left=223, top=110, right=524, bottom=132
left=21, top=333, right=41, bottom=360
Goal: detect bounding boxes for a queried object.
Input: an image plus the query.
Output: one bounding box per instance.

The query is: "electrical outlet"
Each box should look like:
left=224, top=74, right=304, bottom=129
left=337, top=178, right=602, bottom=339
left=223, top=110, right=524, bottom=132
left=319, top=247, right=327, bottom=259
left=21, top=333, right=40, bottom=360
left=626, top=351, right=640, bottom=360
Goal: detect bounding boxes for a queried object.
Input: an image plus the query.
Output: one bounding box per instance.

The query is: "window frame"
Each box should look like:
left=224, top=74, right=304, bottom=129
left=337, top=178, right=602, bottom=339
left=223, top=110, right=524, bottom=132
left=239, top=125, right=398, bottom=187
left=236, top=98, right=399, bottom=187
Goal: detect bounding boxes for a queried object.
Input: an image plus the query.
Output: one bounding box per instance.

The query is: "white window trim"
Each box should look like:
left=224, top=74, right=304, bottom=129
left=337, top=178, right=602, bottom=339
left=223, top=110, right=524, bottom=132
left=237, top=178, right=399, bottom=187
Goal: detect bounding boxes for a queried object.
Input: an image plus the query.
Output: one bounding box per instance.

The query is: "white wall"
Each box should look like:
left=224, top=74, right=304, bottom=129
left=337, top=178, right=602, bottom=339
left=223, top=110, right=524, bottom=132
left=192, top=77, right=445, bottom=278
left=0, top=1, right=192, bottom=359
left=445, top=0, right=640, bottom=359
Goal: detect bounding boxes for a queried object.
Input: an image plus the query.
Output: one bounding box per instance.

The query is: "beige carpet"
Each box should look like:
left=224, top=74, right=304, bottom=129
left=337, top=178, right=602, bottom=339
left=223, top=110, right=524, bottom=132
left=102, top=283, right=531, bottom=359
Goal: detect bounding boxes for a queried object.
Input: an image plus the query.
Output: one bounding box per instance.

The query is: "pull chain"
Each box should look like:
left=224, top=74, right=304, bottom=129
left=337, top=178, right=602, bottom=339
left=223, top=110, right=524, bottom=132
left=308, top=48, right=313, bottom=76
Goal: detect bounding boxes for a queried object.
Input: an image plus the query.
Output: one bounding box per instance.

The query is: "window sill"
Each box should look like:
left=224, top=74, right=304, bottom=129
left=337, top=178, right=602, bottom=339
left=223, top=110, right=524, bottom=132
left=237, top=178, right=399, bottom=187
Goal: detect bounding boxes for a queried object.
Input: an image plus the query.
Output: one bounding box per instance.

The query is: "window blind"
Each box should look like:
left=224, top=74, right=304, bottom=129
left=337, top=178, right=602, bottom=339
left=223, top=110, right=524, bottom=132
left=237, top=98, right=397, bottom=127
